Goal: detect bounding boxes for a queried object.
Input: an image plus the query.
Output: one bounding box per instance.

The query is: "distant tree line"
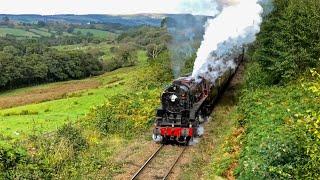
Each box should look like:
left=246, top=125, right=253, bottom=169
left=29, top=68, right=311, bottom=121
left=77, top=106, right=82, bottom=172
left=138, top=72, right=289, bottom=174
left=0, top=37, right=103, bottom=89
left=0, top=25, right=171, bottom=90
left=117, top=26, right=170, bottom=60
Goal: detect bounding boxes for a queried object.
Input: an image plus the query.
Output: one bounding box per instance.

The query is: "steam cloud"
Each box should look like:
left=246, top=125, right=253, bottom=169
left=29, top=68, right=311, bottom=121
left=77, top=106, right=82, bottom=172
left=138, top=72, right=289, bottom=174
left=180, top=0, right=273, bottom=83
left=166, top=14, right=208, bottom=78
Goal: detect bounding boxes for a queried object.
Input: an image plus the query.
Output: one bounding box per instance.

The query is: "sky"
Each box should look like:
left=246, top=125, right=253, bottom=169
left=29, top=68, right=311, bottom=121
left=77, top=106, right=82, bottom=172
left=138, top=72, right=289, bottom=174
left=0, top=0, right=186, bottom=15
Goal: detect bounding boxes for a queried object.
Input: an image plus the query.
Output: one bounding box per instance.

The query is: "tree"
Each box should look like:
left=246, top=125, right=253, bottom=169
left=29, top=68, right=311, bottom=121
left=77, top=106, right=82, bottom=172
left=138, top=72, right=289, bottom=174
left=161, top=17, right=168, bottom=28
left=146, top=43, right=166, bottom=59
left=115, top=44, right=137, bottom=67
left=66, top=25, right=75, bottom=33
left=37, top=21, right=46, bottom=27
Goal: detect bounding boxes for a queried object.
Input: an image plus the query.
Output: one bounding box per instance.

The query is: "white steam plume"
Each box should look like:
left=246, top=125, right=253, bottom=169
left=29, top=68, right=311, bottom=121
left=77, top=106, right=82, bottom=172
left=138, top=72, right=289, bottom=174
left=189, top=0, right=272, bottom=83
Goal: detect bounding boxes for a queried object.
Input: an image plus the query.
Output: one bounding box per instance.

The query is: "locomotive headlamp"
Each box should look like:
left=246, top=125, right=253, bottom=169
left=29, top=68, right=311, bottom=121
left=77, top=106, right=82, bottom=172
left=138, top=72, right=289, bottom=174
left=170, top=94, right=178, bottom=102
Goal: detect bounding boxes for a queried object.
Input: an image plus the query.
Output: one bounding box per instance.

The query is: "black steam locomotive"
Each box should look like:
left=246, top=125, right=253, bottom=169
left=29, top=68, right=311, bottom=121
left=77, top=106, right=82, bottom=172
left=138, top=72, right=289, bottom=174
left=152, top=53, right=244, bottom=144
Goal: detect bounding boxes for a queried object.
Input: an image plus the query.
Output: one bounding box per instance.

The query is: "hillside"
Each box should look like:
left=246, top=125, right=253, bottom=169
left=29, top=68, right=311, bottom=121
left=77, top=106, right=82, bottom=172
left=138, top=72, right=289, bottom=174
left=0, top=14, right=162, bottom=26
left=0, top=14, right=210, bottom=27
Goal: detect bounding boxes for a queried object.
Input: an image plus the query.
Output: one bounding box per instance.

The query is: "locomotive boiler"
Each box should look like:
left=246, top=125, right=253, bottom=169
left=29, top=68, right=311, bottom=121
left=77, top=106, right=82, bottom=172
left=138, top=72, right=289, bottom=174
left=153, top=53, right=244, bottom=144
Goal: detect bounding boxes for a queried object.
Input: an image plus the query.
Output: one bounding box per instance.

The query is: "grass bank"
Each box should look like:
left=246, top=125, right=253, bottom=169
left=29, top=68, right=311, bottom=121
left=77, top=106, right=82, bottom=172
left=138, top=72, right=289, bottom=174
left=0, top=51, right=147, bottom=140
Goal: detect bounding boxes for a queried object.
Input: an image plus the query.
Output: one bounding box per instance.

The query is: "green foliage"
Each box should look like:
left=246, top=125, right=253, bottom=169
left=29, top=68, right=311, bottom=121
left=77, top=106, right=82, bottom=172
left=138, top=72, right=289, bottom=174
left=236, top=2, right=320, bottom=176
left=73, top=28, right=116, bottom=39
left=146, top=43, right=166, bottom=59
left=235, top=1, right=320, bottom=176
left=235, top=75, right=320, bottom=179
left=94, top=51, right=172, bottom=137
left=105, top=44, right=138, bottom=71
left=57, top=123, right=88, bottom=152
left=0, top=144, right=27, bottom=172
left=243, top=61, right=269, bottom=89
left=117, top=26, right=170, bottom=47
left=0, top=45, right=104, bottom=89
left=131, top=52, right=173, bottom=89
left=181, top=53, right=196, bottom=75
left=0, top=27, right=39, bottom=38
left=0, top=123, right=88, bottom=178
left=252, top=0, right=320, bottom=84
left=94, top=92, right=157, bottom=137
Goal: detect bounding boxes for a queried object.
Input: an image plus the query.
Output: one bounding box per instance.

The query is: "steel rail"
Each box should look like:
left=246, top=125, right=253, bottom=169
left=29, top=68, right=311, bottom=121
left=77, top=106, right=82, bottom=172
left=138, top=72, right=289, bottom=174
left=130, top=144, right=164, bottom=180
left=162, top=146, right=187, bottom=180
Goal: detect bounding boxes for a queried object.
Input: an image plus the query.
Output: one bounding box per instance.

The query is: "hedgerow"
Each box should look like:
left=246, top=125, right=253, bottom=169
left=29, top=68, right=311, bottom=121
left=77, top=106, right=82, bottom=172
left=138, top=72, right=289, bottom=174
left=252, top=0, right=320, bottom=85
left=233, top=68, right=320, bottom=179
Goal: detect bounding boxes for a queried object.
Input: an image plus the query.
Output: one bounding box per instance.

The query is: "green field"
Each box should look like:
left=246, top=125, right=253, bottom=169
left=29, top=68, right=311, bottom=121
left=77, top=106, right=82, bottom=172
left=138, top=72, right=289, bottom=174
left=74, top=28, right=117, bottom=39
left=0, top=51, right=148, bottom=140
left=53, top=42, right=112, bottom=52
left=0, top=27, right=114, bottom=39
left=29, top=28, right=52, bottom=37
left=0, top=27, right=39, bottom=37
left=53, top=42, right=118, bottom=62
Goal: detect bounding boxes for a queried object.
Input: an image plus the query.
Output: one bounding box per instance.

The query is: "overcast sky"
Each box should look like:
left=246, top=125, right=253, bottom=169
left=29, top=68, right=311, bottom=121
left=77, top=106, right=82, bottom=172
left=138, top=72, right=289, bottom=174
left=0, top=0, right=187, bottom=15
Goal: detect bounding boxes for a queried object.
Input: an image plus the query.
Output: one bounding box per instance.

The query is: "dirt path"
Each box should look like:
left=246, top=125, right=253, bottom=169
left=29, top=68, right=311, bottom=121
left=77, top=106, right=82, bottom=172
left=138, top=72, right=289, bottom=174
left=0, top=80, right=100, bottom=109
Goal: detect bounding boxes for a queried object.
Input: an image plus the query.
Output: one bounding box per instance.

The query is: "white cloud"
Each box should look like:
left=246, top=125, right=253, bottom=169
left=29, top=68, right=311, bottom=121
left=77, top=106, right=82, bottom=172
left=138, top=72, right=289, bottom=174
left=0, top=0, right=184, bottom=15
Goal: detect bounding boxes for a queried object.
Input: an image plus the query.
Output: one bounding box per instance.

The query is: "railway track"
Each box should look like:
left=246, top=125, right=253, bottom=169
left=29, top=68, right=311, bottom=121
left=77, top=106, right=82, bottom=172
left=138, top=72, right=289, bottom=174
left=131, top=144, right=186, bottom=180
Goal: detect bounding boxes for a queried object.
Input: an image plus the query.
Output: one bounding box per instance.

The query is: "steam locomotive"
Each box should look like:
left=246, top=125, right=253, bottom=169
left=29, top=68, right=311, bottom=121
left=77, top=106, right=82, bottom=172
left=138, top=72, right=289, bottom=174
left=152, top=53, right=244, bottom=144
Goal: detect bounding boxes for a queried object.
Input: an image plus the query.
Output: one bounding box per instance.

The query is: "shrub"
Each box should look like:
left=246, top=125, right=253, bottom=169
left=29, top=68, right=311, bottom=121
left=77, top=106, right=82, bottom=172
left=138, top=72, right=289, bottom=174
left=56, top=123, right=87, bottom=152
left=0, top=144, right=27, bottom=171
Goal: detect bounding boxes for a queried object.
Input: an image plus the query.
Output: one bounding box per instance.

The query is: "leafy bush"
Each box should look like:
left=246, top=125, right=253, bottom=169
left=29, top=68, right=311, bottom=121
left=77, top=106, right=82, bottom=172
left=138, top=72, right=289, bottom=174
left=57, top=123, right=88, bottom=152
left=0, top=144, right=27, bottom=173
left=105, top=44, right=138, bottom=72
